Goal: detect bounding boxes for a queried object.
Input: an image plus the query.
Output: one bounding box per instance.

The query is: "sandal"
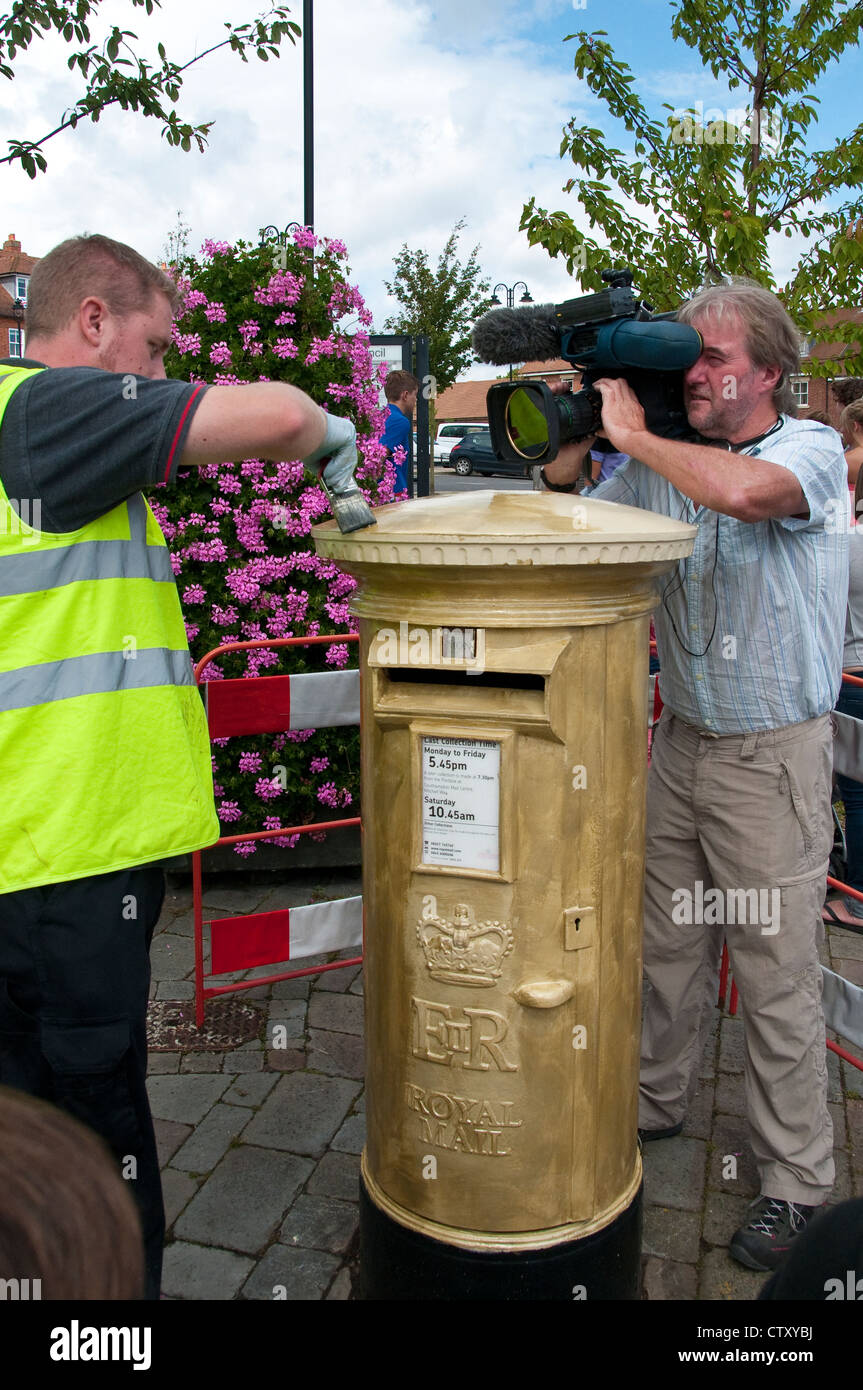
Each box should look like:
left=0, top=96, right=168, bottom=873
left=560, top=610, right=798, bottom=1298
left=822, top=900, right=863, bottom=936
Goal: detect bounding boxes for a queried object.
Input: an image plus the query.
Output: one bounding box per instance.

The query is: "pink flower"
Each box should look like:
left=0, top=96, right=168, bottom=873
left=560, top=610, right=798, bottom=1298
left=238, top=751, right=263, bottom=773
left=218, top=800, right=242, bottom=822
left=201, top=239, right=232, bottom=257
left=183, top=584, right=206, bottom=603
left=309, top=756, right=329, bottom=773
left=273, top=337, right=298, bottom=359
left=233, top=841, right=257, bottom=857
left=204, top=302, right=228, bottom=323
left=255, top=777, right=282, bottom=801
left=209, top=341, right=232, bottom=366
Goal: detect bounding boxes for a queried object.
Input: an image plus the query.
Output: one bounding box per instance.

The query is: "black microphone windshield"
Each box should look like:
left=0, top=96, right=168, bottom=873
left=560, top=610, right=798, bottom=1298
left=472, top=304, right=561, bottom=366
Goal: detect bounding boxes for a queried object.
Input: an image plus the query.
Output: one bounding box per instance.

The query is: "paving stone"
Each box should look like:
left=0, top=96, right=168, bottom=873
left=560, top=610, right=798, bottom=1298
left=718, top=1016, right=745, bottom=1074
left=267, top=1014, right=306, bottom=1043
left=683, top=1079, right=715, bottom=1140
left=840, top=1055, right=863, bottom=1097
left=331, top=1113, right=366, bottom=1155
left=829, top=1101, right=847, bottom=1148
left=155, top=981, right=196, bottom=1000
left=714, top=1072, right=746, bottom=1118
left=241, top=1244, right=341, bottom=1300
left=267, top=1048, right=307, bottom=1072
left=181, top=1052, right=224, bottom=1073
left=826, top=927, right=863, bottom=961
left=849, top=1099, right=863, bottom=1171
left=279, top=1195, right=359, bottom=1254
left=267, top=999, right=308, bottom=1023
left=641, top=1255, right=697, bottom=1301
left=642, top=1136, right=706, bottom=1212
left=155, top=1118, right=193, bottom=1167
left=171, top=1102, right=251, bottom=1172
left=308, top=993, right=364, bottom=1036
left=174, top=1146, right=313, bottom=1253
left=827, top=1047, right=844, bottom=1103
left=642, top=1205, right=701, bottom=1263
left=699, top=1247, right=772, bottom=1301
left=271, top=979, right=311, bottom=1000
left=829, top=1147, right=855, bottom=1203
left=223, top=1072, right=279, bottom=1108
left=147, top=1073, right=231, bottom=1125
left=161, top=1168, right=201, bottom=1228
left=161, top=1241, right=254, bottom=1300
left=306, top=1152, right=360, bottom=1202
left=349, top=976, right=364, bottom=997
left=832, top=957, right=863, bottom=989
left=222, top=1051, right=265, bottom=1073
left=149, top=933, right=195, bottom=981
left=148, top=980, right=157, bottom=1000
left=706, top=1115, right=759, bottom=1198
left=697, top=1011, right=720, bottom=1082
left=201, top=883, right=270, bottom=913
left=313, top=964, right=361, bottom=994
left=164, top=910, right=195, bottom=937
left=148, top=1052, right=180, bottom=1074
left=702, top=1190, right=753, bottom=1247
left=307, top=1028, right=365, bottom=1080
left=243, top=1073, right=361, bottom=1156
left=326, top=1267, right=353, bottom=1300
left=354, top=1091, right=366, bottom=1112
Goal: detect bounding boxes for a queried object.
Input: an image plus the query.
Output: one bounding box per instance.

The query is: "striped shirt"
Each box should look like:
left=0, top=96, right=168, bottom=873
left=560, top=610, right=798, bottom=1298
left=592, top=416, right=849, bottom=733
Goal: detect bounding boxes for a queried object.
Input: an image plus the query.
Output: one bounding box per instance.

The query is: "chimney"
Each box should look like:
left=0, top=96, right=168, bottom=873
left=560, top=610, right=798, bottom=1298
left=3, top=233, right=21, bottom=251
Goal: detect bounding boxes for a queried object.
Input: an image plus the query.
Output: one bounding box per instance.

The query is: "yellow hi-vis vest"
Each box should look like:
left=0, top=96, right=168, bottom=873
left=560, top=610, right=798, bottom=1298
left=0, top=366, right=219, bottom=893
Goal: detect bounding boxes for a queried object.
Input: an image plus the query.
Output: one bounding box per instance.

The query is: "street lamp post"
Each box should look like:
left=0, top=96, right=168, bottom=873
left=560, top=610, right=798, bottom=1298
left=490, top=281, right=532, bottom=380
left=11, top=298, right=24, bottom=358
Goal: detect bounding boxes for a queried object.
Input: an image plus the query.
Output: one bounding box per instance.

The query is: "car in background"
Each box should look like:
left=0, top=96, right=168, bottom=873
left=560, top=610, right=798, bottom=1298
left=448, top=430, right=535, bottom=479
left=434, top=421, right=486, bottom=464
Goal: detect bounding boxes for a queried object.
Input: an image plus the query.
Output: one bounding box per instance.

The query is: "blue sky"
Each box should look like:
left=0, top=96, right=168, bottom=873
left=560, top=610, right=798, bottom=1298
left=1, top=0, right=860, bottom=375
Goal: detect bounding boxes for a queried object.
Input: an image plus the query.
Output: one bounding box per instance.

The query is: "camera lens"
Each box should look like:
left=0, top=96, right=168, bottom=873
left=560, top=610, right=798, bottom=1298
left=504, top=388, right=549, bottom=460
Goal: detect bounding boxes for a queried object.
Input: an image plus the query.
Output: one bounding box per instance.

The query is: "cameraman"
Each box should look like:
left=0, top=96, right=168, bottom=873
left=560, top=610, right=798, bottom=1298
left=542, top=281, right=848, bottom=1272
left=0, top=233, right=363, bottom=1299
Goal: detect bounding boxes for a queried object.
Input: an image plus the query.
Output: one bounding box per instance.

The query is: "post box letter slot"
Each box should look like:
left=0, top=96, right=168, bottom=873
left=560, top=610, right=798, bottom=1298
left=383, top=670, right=546, bottom=692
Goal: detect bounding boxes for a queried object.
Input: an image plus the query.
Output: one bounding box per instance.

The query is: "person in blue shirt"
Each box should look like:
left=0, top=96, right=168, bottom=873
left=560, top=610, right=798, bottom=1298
left=380, top=369, right=418, bottom=493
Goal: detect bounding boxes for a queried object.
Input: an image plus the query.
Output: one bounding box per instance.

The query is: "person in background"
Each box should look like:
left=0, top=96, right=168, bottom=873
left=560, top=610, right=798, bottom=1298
left=380, top=369, right=419, bottom=494
left=840, top=399, right=863, bottom=489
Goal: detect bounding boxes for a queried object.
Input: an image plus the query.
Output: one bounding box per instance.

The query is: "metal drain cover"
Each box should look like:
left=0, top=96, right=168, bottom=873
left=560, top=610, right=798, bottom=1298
left=147, top=998, right=264, bottom=1052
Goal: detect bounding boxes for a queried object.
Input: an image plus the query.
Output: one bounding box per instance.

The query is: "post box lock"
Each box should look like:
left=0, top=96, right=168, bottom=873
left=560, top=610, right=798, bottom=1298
left=512, top=978, right=575, bottom=1009
left=564, top=906, right=595, bottom=951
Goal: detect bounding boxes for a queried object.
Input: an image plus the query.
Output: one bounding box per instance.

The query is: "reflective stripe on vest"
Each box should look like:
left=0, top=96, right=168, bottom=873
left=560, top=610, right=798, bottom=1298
left=0, top=365, right=218, bottom=892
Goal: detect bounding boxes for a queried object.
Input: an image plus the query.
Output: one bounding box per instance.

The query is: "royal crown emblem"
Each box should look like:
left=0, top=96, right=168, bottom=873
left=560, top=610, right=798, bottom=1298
left=417, top=903, right=514, bottom=988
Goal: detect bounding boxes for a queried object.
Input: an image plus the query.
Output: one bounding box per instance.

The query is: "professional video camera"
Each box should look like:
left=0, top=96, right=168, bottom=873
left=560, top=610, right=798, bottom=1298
left=472, top=269, right=703, bottom=466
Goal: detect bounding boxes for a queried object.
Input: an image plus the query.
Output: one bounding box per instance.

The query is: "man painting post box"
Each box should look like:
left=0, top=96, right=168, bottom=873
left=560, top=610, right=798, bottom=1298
left=540, top=281, right=847, bottom=1272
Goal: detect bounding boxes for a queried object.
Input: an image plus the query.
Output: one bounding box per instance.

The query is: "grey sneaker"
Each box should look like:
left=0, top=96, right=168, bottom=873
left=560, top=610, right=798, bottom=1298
left=729, top=1196, right=816, bottom=1271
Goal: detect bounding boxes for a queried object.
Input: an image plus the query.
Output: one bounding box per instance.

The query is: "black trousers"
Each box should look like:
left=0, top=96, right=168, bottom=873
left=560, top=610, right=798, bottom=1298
left=0, top=864, right=166, bottom=1300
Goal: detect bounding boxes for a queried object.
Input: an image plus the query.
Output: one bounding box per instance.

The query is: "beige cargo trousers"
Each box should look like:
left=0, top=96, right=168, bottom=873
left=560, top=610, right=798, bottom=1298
left=639, top=709, right=835, bottom=1204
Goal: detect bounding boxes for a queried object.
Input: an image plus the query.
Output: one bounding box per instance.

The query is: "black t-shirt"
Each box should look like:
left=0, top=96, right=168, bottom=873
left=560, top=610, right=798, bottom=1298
left=0, top=357, right=208, bottom=533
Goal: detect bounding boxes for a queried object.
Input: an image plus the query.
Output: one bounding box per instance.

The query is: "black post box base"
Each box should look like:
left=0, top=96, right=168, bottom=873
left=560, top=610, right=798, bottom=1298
left=359, top=1177, right=642, bottom=1300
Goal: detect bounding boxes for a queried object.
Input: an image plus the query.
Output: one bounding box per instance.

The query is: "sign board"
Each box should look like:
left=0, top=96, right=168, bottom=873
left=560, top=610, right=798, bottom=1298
left=421, top=736, right=501, bottom=872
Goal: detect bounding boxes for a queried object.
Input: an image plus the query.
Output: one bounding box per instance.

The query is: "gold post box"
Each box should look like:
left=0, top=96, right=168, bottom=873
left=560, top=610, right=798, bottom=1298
left=314, top=490, right=695, bottom=1300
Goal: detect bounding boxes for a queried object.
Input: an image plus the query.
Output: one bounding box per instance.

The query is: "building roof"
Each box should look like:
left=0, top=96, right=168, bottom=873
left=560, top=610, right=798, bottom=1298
left=802, top=308, right=863, bottom=366
left=520, top=357, right=576, bottom=377
left=434, top=378, right=495, bottom=422
left=0, top=233, right=38, bottom=277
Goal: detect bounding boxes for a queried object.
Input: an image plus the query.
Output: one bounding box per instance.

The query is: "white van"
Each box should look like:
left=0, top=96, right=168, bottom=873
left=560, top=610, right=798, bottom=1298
left=434, top=421, right=486, bottom=464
